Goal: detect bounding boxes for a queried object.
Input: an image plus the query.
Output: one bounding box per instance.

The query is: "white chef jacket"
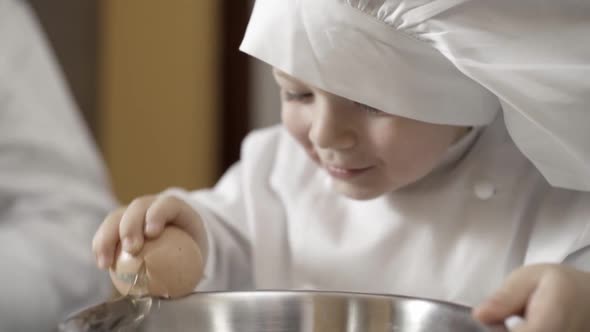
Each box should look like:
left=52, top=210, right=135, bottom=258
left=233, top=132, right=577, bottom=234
left=167, top=114, right=590, bottom=307
left=223, top=1, right=590, bottom=305
left=0, top=0, right=115, bottom=330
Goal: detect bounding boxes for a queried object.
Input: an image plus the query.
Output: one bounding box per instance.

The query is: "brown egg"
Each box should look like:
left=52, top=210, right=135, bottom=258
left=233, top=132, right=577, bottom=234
left=110, top=226, right=204, bottom=298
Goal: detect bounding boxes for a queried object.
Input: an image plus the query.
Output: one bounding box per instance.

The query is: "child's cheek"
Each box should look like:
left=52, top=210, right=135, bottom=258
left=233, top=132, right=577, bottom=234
left=282, top=106, right=314, bottom=151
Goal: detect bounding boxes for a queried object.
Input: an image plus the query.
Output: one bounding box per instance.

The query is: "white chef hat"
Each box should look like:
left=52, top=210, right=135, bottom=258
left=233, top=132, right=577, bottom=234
left=240, top=0, right=590, bottom=192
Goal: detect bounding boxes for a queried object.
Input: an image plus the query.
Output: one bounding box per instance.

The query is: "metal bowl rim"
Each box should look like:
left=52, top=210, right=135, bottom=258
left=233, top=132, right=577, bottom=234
left=155, top=289, right=473, bottom=312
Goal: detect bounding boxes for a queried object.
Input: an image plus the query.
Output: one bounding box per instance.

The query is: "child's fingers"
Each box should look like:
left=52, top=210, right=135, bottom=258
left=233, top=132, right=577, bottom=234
left=510, top=291, right=565, bottom=332
left=145, top=196, right=195, bottom=237
left=145, top=195, right=208, bottom=260
left=92, top=207, right=125, bottom=270
left=511, top=269, right=575, bottom=332
left=473, top=265, right=544, bottom=323
left=143, top=196, right=176, bottom=238
left=119, top=195, right=156, bottom=254
left=510, top=304, right=566, bottom=332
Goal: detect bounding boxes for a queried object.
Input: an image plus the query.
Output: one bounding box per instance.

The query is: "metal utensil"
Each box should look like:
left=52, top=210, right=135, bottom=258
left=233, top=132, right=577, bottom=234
left=59, top=291, right=508, bottom=332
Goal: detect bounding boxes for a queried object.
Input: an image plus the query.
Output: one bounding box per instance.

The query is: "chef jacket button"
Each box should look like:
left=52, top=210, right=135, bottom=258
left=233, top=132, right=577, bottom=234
left=474, top=181, right=495, bottom=200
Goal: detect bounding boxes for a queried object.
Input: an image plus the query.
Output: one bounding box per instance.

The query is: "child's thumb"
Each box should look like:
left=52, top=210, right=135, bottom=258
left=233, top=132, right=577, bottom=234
left=473, top=266, right=543, bottom=324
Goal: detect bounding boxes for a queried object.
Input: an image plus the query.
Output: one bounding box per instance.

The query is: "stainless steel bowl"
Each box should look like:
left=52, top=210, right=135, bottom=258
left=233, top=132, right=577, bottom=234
left=59, top=291, right=508, bottom=332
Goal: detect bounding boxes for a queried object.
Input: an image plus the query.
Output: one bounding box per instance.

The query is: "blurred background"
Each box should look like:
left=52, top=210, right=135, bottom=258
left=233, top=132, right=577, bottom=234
left=29, top=0, right=280, bottom=203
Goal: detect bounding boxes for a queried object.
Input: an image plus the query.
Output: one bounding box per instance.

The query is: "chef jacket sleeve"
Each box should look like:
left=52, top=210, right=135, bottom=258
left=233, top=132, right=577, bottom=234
left=565, top=248, right=590, bottom=272
left=161, top=127, right=283, bottom=291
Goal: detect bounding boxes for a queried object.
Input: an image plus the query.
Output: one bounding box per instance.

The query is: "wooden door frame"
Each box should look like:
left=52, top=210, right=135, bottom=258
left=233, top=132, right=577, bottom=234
left=219, top=1, right=252, bottom=174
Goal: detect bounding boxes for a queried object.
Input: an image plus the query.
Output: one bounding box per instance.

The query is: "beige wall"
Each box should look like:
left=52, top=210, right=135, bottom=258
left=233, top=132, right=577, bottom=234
left=99, top=1, right=220, bottom=203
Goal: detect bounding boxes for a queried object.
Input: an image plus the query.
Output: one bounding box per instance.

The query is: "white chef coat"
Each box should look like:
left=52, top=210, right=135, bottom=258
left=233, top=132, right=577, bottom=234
left=0, top=0, right=115, bottom=330
left=166, top=114, right=590, bottom=307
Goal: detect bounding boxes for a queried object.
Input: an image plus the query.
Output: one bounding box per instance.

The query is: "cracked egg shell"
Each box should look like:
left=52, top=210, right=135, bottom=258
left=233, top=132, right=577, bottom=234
left=109, top=226, right=204, bottom=298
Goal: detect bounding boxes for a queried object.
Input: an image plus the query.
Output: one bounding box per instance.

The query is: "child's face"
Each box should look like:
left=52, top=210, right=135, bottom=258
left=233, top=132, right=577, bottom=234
left=273, top=69, right=468, bottom=200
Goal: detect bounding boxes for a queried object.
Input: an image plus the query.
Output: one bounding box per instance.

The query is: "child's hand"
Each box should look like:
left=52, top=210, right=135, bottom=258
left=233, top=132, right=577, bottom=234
left=92, top=195, right=207, bottom=270
left=473, top=264, right=590, bottom=332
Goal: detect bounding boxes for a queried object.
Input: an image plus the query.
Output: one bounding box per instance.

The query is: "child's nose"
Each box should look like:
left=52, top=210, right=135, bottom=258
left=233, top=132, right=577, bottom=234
left=308, top=102, right=357, bottom=150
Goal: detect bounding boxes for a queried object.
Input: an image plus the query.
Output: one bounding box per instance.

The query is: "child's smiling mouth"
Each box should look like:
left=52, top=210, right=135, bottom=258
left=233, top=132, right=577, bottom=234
left=324, top=164, right=375, bottom=179
left=305, top=147, right=376, bottom=180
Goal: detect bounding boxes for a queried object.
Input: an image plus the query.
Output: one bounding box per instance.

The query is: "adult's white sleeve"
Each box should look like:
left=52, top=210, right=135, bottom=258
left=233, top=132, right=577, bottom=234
left=0, top=0, right=116, bottom=330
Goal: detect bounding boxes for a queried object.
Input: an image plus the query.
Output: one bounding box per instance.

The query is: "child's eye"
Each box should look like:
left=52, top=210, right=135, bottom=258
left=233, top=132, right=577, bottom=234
left=356, top=102, right=383, bottom=115
left=283, top=91, right=313, bottom=102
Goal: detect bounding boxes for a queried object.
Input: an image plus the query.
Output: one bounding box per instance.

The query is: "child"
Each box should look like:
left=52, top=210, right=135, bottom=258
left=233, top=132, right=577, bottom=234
left=93, top=0, right=590, bottom=331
